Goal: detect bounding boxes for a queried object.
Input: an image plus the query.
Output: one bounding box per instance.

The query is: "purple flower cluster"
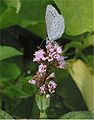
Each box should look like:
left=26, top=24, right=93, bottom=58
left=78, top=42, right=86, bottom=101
left=29, top=41, right=65, bottom=95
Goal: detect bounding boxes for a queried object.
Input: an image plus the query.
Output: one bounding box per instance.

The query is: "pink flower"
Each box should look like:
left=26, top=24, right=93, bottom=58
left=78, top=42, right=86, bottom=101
left=28, top=79, right=36, bottom=85
left=48, top=80, right=57, bottom=93
left=29, top=40, right=66, bottom=95
left=38, top=63, right=47, bottom=76
left=33, top=49, right=46, bottom=62
left=53, top=54, right=61, bottom=61
left=40, top=84, right=46, bottom=94
left=58, top=56, right=65, bottom=68
left=49, top=48, right=54, bottom=53
left=46, top=41, right=55, bottom=54
left=46, top=41, right=52, bottom=50
left=56, top=46, right=62, bottom=54
left=46, top=41, right=65, bottom=68
left=58, top=61, right=65, bottom=69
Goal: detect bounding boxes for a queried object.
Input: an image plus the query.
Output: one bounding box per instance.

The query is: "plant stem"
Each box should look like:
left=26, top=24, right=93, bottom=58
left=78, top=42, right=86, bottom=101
left=35, top=94, right=50, bottom=119
left=40, top=110, right=47, bottom=118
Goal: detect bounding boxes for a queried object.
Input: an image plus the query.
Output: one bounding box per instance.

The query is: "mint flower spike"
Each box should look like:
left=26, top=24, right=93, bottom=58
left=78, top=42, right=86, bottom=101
left=38, top=63, right=47, bottom=76
left=48, top=80, right=57, bottom=93
left=33, top=49, right=46, bottom=63
left=29, top=40, right=65, bottom=96
left=40, top=84, right=46, bottom=94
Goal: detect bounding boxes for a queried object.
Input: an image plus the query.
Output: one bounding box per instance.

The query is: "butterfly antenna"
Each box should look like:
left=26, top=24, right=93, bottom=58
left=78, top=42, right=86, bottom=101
left=39, top=38, right=46, bottom=48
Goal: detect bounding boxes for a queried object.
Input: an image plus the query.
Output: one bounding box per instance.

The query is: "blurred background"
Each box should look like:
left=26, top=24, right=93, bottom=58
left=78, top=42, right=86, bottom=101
left=0, top=0, right=93, bottom=119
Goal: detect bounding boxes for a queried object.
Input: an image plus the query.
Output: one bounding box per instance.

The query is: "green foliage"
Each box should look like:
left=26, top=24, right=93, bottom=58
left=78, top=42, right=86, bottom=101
left=0, top=0, right=53, bottom=38
left=0, top=7, right=19, bottom=28
left=54, top=0, right=93, bottom=35
left=3, top=0, right=21, bottom=13
left=0, top=60, right=21, bottom=81
left=60, top=111, right=94, bottom=119
left=0, top=0, right=93, bottom=119
left=55, top=69, right=87, bottom=110
left=0, top=109, right=13, bottom=119
left=68, top=59, right=94, bottom=112
left=13, top=96, right=36, bottom=118
left=81, top=54, right=94, bottom=69
left=0, top=46, right=22, bottom=61
left=35, top=94, right=50, bottom=111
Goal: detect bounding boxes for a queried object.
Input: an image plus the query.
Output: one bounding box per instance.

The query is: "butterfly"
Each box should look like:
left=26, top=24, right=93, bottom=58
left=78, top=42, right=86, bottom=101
left=45, top=5, right=65, bottom=41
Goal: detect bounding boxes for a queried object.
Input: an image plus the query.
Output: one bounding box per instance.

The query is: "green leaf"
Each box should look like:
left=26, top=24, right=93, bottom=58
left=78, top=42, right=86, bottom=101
left=61, top=111, right=94, bottom=119
left=14, top=76, right=37, bottom=98
left=82, top=34, right=94, bottom=49
left=30, top=100, right=40, bottom=119
left=13, top=96, right=36, bottom=118
left=26, top=21, right=46, bottom=38
left=54, top=0, right=93, bottom=35
left=18, top=0, right=52, bottom=22
left=46, top=94, right=70, bottom=119
left=0, top=46, right=22, bottom=61
left=1, top=75, right=37, bottom=100
left=39, top=111, right=47, bottom=119
left=0, top=0, right=53, bottom=38
left=17, top=0, right=53, bottom=38
left=35, top=94, right=50, bottom=111
left=0, top=61, right=21, bottom=82
left=55, top=69, right=87, bottom=110
left=3, top=0, right=21, bottom=13
left=0, top=7, right=19, bottom=28
left=63, top=41, right=81, bottom=53
left=81, top=54, right=94, bottom=69
left=68, top=59, right=94, bottom=112
left=0, top=1, right=7, bottom=15
left=0, top=109, right=13, bottom=119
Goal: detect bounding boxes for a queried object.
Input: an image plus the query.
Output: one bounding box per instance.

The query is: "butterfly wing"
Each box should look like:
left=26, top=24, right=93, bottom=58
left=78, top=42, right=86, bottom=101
left=45, top=5, right=58, bottom=40
left=50, top=15, right=65, bottom=41
left=45, top=5, right=65, bottom=41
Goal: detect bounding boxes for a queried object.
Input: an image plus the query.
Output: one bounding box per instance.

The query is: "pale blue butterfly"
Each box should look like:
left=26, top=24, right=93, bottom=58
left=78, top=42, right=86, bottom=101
left=45, top=5, right=65, bottom=41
